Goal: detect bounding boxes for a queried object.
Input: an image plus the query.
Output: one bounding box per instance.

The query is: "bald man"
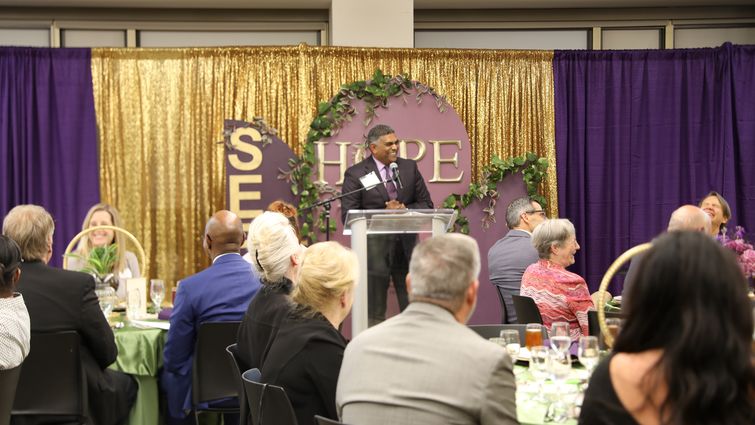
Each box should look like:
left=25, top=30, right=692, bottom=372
left=622, top=205, right=711, bottom=300
left=161, top=210, right=261, bottom=425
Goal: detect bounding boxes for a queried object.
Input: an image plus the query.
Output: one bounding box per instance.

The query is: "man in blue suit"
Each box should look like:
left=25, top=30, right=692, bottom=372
left=487, top=197, right=546, bottom=323
left=161, top=210, right=260, bottom=425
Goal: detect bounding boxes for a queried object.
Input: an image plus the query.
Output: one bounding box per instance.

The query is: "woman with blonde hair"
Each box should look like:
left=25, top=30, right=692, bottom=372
left=260, top=241, right=358, bottom=425
left=67, top=203, right=140, bottom=299
left=236, top=211, right=304, bottom=371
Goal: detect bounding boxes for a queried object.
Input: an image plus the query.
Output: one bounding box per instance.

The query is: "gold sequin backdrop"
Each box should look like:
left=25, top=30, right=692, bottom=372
left=91, top=45, right=557, bottom=287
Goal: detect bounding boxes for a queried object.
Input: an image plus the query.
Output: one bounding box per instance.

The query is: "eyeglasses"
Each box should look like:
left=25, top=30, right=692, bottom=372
left=525, top=210, right=546, bottom=217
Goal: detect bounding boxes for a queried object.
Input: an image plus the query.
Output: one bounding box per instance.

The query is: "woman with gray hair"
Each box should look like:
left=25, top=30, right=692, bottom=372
left=236, top=211, right=305, bottom=371
left=520, top=218, right=592, bottom=340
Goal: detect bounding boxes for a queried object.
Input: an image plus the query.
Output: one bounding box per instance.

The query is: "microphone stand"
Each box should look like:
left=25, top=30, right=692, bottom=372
left=304, top=174, right=399, bottom=241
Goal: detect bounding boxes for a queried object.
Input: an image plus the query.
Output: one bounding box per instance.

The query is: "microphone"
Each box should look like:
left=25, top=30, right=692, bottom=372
left=390, top=162, right=403, bottom=189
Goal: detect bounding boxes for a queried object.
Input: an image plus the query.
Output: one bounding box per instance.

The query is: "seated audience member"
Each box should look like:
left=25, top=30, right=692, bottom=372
left=488, top=196, right=546, bottom=323
left=580, top=231, right=754, bottom=425
left=0, top=235, right=30, bottom=370
left=237, top=211, right=304, bottom=371
left=521, top=218, right=592, bottom=340
left=622, top=205, right=710, bottom=300
left=67, top=203, right=141, bottom=300
left=3, top=205, right=136, bottom=425
left=337, top=233, right=518, bottom=425
left=699, top=190, right=731, bottom=237
left=161, top=210, right=261, bottom=425
left=261, top=241, right=357, bottom=425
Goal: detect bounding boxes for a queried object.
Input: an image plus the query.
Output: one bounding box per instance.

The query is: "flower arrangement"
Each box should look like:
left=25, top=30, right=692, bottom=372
left=718, top=226, right=755, bottom=280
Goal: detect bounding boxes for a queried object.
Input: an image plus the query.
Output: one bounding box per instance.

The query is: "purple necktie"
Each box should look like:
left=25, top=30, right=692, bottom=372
left=384, top=166, right=398, bottom=200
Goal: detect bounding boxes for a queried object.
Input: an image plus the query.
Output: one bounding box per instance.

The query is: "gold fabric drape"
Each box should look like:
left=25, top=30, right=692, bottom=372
left=91, top=45, right=557, bottom=287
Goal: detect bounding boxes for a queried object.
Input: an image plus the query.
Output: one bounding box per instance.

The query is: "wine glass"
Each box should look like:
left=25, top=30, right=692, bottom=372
left=500, top=329, right=521, bottom=360
left=95, top=285, right=116, bottom=322
left=550, top=321, right=572, bottom=355
left=150, top=279, right=165, bottom=314
left=578, top=336, right=600, bottom=375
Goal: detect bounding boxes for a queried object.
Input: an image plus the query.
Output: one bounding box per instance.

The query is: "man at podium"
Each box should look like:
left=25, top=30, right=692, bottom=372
left=341, top=124, right=433, bottom=326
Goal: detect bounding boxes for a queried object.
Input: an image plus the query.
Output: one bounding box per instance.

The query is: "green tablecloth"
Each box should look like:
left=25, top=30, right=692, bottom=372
left=110, top=323, right=167, bottom=425
left=515, top=365, right=584, bottom=425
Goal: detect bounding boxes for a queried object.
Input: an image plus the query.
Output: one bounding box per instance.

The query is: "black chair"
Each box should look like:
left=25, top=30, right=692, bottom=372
left=0, top=364, right=22, bottom=425
left=192, top=321, right=242, bottom=424
left=512, top=294, right=543, bottom=324
left=494, top=286, right=509, bottom=324
left=314, top=415, right=349, bottom=425
left=587, top=310, right=624, bottom=349
left=11, top=331, right=87, bottom=424
left=226, top=343, right=250, bottom=425
left=241, top=368, right=298, bottom=425
left=469, top=324, right=547, bottom=342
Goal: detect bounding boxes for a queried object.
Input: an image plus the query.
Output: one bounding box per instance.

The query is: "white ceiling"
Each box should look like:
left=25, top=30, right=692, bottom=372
left=0, top=0, right=745, bottom=9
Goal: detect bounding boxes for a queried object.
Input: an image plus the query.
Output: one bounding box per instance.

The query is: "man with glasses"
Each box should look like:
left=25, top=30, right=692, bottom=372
left=488, top=197, right=546, bottom=323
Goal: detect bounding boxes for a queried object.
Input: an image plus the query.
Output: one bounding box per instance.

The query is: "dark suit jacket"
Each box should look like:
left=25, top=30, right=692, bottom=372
left=17, top=260, right=130, bottom=425
left=260, top=311, right=347, bottom=425
left=161, top=253, right=261, bottom=419
left=340, top=156, right=433, bottom=261
left=487, top=229, right=539, bottom=323
left=340, top=156, right=433, bottom=224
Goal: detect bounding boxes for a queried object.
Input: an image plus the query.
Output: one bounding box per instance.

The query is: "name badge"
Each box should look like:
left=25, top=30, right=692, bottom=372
left=359, top=171, right=380, bottom=191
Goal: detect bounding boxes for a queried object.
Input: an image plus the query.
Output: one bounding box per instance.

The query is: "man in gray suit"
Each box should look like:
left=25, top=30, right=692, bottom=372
left=336, top=233, right=519, bottom=425
left=488, top=197, right=546, bottom=323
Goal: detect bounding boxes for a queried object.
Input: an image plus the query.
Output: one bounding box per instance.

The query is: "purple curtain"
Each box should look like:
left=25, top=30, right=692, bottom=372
left=0, top=47, right=100, bottom=268
left=554, top=43, right=755, bottom=293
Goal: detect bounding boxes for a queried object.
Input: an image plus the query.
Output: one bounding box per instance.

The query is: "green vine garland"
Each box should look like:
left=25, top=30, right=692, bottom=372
left=442, top=153, right=549, bottom=234
left=282, top=69, right=448, bottom=241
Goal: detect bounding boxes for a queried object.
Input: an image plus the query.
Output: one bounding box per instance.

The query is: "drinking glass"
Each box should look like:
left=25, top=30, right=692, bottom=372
left=529, top=346, right=550, bottom=401
left=550, top=322, right=572, bottom=355
left=578, top=336, right=600, bottom=375
left=525, top=323, right=543, bottom=348
left=150, top=279, right=165, bottom=313
left=95, top=285, right=116, bottom=321
left=500, top=329, right=521, bottom=360
left=606, top=317, right=623, bottom=339
left=546, top=349, right=573, bottom=422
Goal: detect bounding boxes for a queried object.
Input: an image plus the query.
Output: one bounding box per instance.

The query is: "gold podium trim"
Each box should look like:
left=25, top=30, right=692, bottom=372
left=596, top=242, right=652, bottom=348
left=62, top=225, right=148, bottom=279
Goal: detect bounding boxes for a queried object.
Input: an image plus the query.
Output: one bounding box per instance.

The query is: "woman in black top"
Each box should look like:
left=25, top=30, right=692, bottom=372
left=237, top=211, right=304, bottom=371
left=580, top=231, right=754, bottom=425
left=261, top=241, right=358, bottom=425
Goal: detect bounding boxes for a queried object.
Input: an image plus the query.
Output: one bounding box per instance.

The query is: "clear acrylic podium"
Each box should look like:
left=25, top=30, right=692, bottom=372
left=344, top=209, right=457, bottom=336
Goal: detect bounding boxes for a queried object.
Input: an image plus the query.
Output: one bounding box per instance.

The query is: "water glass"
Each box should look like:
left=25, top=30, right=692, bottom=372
left=525, top=323, right=544, bottom=348
left=150, top=279, right=165, bottom=313
left=500, top=329, right=521, bottom=359
left=578, top=336, right=600, bottom=375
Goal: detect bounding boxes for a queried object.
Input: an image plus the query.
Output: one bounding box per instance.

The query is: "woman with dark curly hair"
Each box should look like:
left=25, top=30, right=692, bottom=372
left=580, top=231, right=754, bottom=425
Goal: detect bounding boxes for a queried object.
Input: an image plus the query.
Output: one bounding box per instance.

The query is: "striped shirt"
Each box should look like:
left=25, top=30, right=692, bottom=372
left=521, top=259, right=593, bottom=340
left=0, top=292, right=31, bottom=369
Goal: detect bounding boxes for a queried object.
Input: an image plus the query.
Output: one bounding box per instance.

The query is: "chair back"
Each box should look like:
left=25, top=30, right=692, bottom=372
left=11, top=331, right=87, bottom=422
left=314, top=415, right=349, bottom=425
left=241, top=368, right=298, bottom=425
left=494, top=286, right=509, bottom=324
left=512, top=295, right=543, bottom=324
left=192, top=322, right=242, bottom=412
left=226, top=343, right=249, bottom=425
left=468, top=324, right=547, bottom=343
left=587, top=310, right=623, bottom=349
left=0, top=365, right=22, bottom=425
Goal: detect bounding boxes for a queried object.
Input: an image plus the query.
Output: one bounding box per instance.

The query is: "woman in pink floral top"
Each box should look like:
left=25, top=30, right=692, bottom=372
left=521, top=218, right=593, bottom=340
